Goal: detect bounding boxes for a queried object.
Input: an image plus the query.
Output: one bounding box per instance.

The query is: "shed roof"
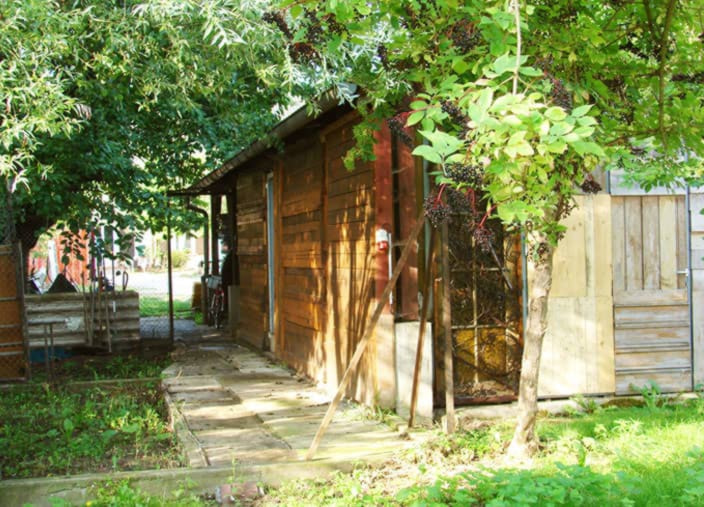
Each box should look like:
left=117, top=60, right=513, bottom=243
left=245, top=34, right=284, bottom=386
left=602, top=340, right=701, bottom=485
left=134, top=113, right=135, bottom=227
left=170, top=90, right=346, bottom=196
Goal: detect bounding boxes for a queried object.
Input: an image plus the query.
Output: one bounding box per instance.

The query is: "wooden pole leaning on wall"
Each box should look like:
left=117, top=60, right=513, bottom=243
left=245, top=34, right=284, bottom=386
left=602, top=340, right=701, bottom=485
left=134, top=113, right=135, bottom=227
left=408, top=227, right=437, bottom=428
left=441, top=221, right=456, bottom=434
left=305, top=211, right=426, bottom=461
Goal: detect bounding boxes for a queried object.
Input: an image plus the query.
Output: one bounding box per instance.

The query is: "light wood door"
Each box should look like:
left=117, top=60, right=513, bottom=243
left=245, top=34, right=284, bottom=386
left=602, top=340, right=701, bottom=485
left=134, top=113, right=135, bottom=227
left=612, top=195, right=692, bottom=394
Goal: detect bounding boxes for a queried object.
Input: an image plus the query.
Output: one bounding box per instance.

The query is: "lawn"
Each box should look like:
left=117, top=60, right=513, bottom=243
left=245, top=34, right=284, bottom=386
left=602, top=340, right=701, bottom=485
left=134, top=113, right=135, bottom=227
left=139, top=296, right=193, bottom=318
left=264, top=389, right=704, bottom=506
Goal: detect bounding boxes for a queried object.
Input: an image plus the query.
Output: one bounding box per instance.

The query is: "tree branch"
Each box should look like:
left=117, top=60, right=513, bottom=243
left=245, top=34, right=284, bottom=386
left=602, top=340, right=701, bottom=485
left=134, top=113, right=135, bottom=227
left=657, top=0, right=677, bottom=147
left=642, top=0, right=659, bottom=40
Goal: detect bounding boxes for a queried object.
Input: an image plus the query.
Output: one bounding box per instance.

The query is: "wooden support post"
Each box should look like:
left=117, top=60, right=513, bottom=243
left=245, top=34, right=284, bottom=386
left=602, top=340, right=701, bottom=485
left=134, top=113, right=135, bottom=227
left=408, top=227, right=436, bottom=428
left=305, top=211, right=426, bottom=461
left=441, top=221, right=456, bottom=434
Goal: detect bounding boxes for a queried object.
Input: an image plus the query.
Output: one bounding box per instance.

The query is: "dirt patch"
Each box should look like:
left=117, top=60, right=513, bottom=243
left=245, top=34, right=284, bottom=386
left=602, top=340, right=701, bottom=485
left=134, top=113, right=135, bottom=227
left=27, top=348, right=172, bottom=384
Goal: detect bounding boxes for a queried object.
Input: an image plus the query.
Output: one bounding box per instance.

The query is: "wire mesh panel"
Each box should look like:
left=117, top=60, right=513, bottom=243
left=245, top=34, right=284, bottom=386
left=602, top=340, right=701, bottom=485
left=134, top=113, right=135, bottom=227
left=0, top=188, right=27, bottom=380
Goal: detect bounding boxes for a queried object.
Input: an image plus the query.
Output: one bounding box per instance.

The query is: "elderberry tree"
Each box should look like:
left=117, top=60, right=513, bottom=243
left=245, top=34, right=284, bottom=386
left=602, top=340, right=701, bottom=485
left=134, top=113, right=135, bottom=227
left=267, top=0, right=704, bottom=456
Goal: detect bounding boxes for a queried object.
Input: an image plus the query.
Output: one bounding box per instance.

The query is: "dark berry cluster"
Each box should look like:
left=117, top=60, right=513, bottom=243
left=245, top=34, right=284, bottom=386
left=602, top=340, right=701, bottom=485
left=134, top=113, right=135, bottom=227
left=288, top=42, right=317, bottom=63
left=323, top=14, right=347, bottom=36
left=441, top=101, right=469, bottom=126
left=445, top=187, right=471, bottom=215
left=304, top=10, right=323, bottom=44
left=580, top=174, right=601, bottom=194
left=473, top=226, right=494, bottom=253
left=262, top=11, right=292, bottom=39
left=387, top=115, right=414, bottom=148
left=580, top=175, right=602, bottom=194
left=447, top=163, right=483, bottom=187
left=550, top=78, right=572, bottom=111
left=423, top=193, right=451, bottom=228
left=450, top=21, right=481, bottom=53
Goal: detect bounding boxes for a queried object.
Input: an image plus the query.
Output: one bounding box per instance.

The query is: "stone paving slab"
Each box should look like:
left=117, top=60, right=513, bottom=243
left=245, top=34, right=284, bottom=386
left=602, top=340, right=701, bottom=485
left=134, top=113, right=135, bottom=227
left=163, top=341, right=416, bottom=468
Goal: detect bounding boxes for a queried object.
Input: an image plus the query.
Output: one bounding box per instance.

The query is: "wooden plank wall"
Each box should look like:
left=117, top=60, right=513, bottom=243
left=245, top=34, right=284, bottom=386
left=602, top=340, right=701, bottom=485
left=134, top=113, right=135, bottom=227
left=323, top=119, right=378, bottom=404
left=538, top=194, right=615, bottom=397
left=25, top=292, right=140, bottom=347
left=278, top=139, right=327, bottom=376
left=236, top=169, right=269, bottom=348
left=611, top=195, right=691, bottom=393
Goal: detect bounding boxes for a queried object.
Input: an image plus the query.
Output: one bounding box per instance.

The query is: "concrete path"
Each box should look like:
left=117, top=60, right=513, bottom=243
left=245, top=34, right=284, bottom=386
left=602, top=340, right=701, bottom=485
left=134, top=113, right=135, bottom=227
left=162, top=339, right=417, bottom=470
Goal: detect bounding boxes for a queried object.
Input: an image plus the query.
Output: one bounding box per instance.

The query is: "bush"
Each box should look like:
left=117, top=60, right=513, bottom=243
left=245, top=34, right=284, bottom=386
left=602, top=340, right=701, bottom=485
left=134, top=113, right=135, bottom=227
left=170, top=249, right=190, bottom=269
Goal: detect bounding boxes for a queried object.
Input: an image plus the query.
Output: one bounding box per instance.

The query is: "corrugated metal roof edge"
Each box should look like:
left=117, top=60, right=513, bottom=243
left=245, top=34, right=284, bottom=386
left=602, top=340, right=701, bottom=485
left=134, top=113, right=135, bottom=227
left=169, top=90, right=346, bottom=196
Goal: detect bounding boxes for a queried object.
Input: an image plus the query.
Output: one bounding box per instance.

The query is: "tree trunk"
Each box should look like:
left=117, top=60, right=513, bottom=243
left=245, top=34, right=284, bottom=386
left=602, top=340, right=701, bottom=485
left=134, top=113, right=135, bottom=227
left=507, top=233, right=555, bottom=457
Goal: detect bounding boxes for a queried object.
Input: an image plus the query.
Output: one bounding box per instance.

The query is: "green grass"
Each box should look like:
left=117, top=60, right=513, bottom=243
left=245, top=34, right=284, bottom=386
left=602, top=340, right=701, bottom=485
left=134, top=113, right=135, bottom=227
left=264, top=394, right=704, bottom=506
left=0, top=382, right=183, bottom=479
left=139, top=296, right=193, bottom=318
left=47, top=480, right=216, bottom=507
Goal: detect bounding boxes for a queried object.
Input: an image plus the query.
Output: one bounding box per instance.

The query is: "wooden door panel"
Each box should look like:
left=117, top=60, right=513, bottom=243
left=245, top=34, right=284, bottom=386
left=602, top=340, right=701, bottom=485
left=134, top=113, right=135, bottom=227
left=612, top=195, right=691, bottom=394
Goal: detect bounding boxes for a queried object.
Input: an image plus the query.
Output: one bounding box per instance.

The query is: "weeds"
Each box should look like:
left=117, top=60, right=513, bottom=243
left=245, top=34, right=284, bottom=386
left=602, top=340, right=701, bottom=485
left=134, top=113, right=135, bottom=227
left=630, top=380, right=664, bottom=409
left=571, top=394, right=600, bottom=414
left=31, top=353, right=171, bottom=383
left=0, top=383, right=182, bottom=479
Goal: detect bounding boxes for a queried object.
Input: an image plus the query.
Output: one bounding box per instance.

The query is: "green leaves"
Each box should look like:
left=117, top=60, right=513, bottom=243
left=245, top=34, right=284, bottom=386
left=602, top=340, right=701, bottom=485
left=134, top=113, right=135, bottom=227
left=413, top=129, right=465, bottom=165
left=5, top=0, right=290, bottom=248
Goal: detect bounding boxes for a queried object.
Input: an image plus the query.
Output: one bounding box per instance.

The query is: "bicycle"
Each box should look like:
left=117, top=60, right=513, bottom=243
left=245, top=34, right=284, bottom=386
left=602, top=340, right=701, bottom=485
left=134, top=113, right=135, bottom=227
left=206, top=274, right=224, bottom=328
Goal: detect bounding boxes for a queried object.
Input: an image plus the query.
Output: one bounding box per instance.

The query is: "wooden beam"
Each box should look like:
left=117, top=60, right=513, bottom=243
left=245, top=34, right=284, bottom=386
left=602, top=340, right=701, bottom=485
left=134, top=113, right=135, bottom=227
left=408, top=227, right=436, bottom=428
left=441, top=221, right=456, bottom=434
left=305, top=211, right=426, bottom=460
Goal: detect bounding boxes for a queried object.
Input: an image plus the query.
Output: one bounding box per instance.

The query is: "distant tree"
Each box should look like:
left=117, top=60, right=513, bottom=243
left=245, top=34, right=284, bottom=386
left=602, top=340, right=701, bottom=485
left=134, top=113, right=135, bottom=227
left=269, top=0, right=704, bottom=455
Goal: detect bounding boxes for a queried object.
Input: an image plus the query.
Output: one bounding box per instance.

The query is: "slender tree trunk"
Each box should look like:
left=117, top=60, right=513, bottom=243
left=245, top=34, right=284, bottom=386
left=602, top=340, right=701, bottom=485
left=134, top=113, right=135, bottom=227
left=507, top=232, right=555, bottom=457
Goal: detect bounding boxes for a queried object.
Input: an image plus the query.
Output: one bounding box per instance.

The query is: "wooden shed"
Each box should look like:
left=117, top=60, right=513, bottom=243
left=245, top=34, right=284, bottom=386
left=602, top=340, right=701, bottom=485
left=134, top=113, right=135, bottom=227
left=175, top=96, right=703, bottom=417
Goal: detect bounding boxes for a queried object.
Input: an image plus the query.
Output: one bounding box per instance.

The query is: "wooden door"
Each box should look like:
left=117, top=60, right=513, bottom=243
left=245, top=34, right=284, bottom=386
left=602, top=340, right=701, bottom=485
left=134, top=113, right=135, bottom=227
left=612, top=195, right=691, bottom=394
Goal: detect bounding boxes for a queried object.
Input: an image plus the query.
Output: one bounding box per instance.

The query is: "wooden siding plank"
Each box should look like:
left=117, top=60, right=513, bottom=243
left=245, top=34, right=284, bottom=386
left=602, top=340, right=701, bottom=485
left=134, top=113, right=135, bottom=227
left=676, top=196, right=688, bottom=289
left=625, top=197, right=644, bottom=291
left=614, top=304, right=689, bottom=326
left=612, top=196, right=626, bottom=292
left=613, top=288, right=687, bottom=306
left=615, top=326, right=690, bottom=348
left=593, top=195, right=613, bottom=297
left=615, top=369, right=691, bottom=394
left=551, top=199, right=586, bottom=298
left=659, top=196, right=678, bottom=289
left=641, top=196, right=660, bottom=289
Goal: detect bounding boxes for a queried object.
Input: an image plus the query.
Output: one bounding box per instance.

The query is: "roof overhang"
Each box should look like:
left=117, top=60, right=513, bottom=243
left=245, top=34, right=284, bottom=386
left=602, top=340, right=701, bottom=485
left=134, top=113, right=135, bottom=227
left=170, top=89, right=348, bottom=197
